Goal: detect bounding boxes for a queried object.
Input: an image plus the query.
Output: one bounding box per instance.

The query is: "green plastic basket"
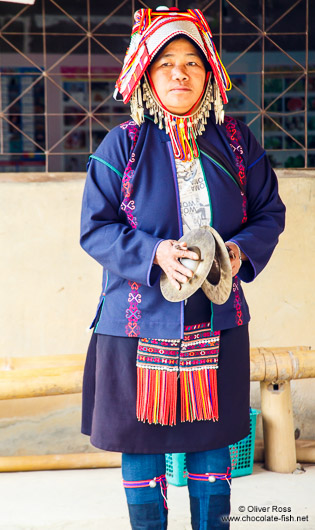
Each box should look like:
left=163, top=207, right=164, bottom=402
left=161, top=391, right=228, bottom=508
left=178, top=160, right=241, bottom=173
left=229, top=408, right=260, bottom=478
left=165, top=408, right=260, bottom=486
left=165, top=452, right=187, bottom=487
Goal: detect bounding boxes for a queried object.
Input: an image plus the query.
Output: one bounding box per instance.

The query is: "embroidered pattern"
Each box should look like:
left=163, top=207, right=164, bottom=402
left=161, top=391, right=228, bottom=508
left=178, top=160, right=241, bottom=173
left=224, top=116, right=247, bottom=224
left=137, top=337, right=180, bottom=371
left=232, top=276, right=243, bottom=326
left=137, top=323, right=219, bottom=372
left=180, top=323, right=220, bottom=370
left=121, top=120, right=142, bottom=337
left=223, top=117, right=247, bottom=326
left=120, top=120, right=139, bottom=229
left=136, top=323, right=220, bottom=425
left=125, top=280, right=142, bottom=337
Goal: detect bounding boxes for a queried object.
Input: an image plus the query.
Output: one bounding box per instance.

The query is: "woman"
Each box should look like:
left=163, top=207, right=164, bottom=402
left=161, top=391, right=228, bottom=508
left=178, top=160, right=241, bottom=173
left=80, top=7, right=285, bottom=529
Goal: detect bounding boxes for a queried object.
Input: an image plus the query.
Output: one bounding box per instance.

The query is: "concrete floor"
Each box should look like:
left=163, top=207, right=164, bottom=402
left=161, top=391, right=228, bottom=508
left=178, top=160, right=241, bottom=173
left=0, top=463, right=314, bottom=529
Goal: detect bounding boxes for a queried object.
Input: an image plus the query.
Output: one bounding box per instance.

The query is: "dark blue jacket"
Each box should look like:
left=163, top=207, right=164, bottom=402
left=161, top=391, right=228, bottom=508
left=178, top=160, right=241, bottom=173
left=80, top=114, right=285, bottom=339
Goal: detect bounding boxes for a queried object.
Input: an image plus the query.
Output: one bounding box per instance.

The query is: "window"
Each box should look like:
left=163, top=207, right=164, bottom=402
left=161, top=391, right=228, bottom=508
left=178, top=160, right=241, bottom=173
left=0, top=0, right=313, bottom=171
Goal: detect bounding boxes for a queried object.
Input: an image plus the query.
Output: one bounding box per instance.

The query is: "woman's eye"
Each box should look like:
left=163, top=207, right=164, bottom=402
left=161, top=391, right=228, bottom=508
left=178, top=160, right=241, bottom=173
left=159, top=61, right=199, bottom=67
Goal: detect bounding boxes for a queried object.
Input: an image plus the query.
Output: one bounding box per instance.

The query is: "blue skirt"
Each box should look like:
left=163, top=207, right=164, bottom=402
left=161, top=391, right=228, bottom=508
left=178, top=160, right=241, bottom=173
left=81, top=290, right=250, bottom=454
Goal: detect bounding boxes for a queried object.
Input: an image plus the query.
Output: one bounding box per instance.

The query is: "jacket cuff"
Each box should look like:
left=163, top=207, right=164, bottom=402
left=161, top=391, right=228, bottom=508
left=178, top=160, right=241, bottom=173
left=229, top=238, right=256, bottom=283
left=146, top=239, right=164, bottom=287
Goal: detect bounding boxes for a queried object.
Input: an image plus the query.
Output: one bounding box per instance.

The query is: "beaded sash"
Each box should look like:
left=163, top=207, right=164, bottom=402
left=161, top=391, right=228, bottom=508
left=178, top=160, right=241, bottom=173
left=136, top=322, right=220, bottom=426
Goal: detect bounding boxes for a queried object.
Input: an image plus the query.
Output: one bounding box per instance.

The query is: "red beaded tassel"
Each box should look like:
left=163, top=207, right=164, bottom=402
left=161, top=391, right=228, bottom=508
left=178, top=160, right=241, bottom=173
left=136, top=368, right=178, bottom=426
left=180, top=368, right=218, bottom=423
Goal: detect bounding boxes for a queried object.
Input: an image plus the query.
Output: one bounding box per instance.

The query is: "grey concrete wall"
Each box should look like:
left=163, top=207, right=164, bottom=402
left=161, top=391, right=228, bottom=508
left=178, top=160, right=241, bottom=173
left=0, top=170, right=314, bottom=455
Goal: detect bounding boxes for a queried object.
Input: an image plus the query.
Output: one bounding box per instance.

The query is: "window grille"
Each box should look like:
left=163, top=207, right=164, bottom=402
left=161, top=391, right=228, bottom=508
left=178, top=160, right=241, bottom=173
left=0, top=0, right=312, bottom=172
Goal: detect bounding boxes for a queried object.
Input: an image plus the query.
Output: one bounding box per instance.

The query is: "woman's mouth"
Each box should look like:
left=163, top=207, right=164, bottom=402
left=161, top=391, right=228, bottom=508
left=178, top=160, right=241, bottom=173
left=170, top=86, right=191, bottom=92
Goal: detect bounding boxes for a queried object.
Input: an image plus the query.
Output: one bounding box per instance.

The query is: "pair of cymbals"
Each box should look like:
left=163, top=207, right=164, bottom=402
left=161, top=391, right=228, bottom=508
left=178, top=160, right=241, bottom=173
left=160, top=226, right=232, bottom=305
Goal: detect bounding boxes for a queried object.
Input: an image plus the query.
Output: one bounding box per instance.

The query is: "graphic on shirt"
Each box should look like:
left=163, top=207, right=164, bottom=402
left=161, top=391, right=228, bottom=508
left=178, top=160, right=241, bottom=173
left=175, top=158, right=211, bottom=234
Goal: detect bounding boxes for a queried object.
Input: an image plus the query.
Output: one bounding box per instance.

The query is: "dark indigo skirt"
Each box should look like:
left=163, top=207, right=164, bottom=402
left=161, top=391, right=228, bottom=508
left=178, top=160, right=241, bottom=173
left=81, top=290, right=250, bottom=454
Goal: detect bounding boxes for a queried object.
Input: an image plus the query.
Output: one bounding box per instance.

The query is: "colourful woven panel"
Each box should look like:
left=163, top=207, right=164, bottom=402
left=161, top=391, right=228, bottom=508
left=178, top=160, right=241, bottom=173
left=181, top=322, right=220, bottom=370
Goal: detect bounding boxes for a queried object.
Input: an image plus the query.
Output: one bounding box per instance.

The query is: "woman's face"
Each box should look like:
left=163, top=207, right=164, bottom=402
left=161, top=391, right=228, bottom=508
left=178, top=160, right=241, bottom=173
left=149, top=38, right=207, bottom=115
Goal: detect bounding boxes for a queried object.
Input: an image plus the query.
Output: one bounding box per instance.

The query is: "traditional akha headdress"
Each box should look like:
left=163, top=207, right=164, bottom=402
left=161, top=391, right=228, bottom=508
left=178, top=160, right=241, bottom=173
left=114, top=7, right=231, bottom=161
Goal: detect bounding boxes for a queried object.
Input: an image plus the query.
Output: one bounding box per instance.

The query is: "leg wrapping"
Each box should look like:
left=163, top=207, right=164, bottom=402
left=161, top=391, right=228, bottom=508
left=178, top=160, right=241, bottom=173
left=122, top=453, right=167, bottom=530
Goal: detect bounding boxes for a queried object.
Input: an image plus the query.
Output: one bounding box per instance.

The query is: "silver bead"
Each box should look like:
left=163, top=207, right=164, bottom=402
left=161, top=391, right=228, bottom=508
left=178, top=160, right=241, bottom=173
left=208, top=475, right=216, bottom=483
left=149, top=479, right=157, bottom=488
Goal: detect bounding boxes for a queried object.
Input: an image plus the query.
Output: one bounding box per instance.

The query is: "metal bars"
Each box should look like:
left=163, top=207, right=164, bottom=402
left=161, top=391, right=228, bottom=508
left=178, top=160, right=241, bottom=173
left=0, top=0, right=312, bottom=172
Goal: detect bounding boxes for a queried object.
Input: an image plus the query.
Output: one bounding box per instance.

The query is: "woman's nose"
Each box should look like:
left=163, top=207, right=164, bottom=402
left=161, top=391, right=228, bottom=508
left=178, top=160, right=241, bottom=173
left=171, top=66, right=188, bottom=81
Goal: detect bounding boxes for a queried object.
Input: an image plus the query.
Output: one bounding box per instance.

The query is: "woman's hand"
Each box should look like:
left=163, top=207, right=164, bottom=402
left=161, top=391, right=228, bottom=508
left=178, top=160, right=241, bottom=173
left=225, top=241, right=247, bottom=277
left=154, top=240, right=199, bottom=290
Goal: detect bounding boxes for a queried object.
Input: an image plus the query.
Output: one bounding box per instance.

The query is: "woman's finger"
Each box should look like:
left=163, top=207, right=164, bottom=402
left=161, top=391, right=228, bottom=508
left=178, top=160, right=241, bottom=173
left=174, top=261, right=194, bottom=278
left=172, top=270, right=191, bottom=284
left=172, top=242, right=186, bottom=250
left=172, top=241, right=199, bottom=261
left=168, top=276, right=181, bottom=290
left=231, top=262, right=240, bottom=277
left=174, top=248, right=199, bottom=261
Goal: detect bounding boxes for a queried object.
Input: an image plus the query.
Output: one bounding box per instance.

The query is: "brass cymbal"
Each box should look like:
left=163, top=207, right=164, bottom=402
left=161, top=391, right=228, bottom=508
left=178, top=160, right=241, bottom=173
left=160, top=226, right=232, bottom=305
left=201, top=226, right=232, bottom=305
left=160, top=228, right=215, bottom=302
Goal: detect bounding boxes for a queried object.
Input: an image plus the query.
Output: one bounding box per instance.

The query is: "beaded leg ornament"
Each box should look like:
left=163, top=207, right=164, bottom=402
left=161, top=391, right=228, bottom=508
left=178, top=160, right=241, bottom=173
left=188, top=467, right=232, bottom=488
left=123, top=475, right=168, bottom=509
left=130, top=73, right=225, bottom=162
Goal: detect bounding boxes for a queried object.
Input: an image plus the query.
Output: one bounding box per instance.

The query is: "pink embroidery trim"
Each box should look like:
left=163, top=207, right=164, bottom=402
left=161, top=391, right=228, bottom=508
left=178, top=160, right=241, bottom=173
left=224, top=116, right=247, bottom=224
left=224, top=117, right=247, bottom=326
left=120, top=120, right=139, bottom=229
left=232, top=276, right=243, bottom=326
left=126, top=281, right=142, bottom=337
left=120, top=120, right=142, bottom=337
